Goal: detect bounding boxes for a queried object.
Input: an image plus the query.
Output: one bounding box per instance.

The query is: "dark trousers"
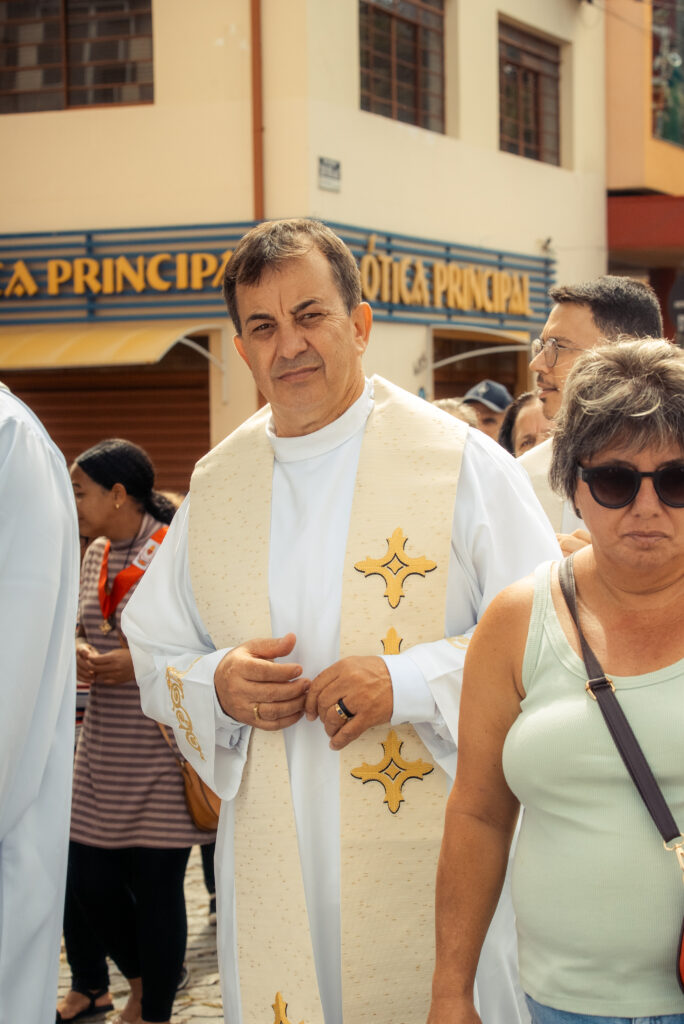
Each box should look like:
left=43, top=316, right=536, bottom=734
left=68, top=841, right=191, bottom=1023
left=200, top=841, right=216, bottom=895
left=63, top=874, right=110, bottom=993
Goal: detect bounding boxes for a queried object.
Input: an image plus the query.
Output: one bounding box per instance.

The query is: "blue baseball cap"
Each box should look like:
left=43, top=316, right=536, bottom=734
left=462, top=379, right=513, bottom=412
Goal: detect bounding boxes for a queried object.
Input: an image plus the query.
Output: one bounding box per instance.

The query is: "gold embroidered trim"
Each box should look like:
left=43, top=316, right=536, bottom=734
left=351, top=729, right=434, bottom=814
left=272, top=992, right=305, bottom=1024
left=354, top=527, right=437, bottom=608
left=446, top=634, right=470, bottom=650
left=381, top=626, right=403, bottom=654
left=166, top=661, right=205, bottom=761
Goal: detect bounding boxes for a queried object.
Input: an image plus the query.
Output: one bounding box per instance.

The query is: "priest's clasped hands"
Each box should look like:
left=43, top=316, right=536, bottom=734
left=213, top=632, right=393, bottom=750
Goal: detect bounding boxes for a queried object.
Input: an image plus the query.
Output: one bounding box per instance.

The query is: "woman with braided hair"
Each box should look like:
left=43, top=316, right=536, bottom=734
left=58, top=439, right=215, bottom=1024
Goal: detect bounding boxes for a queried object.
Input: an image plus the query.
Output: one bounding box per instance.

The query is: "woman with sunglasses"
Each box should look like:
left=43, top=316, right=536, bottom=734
left=427, top=338, right=684, bottom=1024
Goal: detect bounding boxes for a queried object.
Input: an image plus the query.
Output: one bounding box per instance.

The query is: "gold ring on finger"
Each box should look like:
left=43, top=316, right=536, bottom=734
left=253, top=703, right=261, bottom=721
left=334, top=700, right=352, bottom=722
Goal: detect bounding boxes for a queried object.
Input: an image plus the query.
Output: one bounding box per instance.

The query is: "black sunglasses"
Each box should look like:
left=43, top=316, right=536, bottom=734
left=578, top=463, right=684, bottom=509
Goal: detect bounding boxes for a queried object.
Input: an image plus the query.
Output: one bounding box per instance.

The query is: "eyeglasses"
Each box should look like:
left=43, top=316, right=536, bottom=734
left=530, top=337, right=584, bottom=368
left=578, top=464, right=684, bottom=509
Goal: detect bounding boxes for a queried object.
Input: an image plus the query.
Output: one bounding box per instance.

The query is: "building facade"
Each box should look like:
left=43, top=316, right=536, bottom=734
left=0, top=0, right=607, bottom=489
left=605, top=0, right=684, bottom=344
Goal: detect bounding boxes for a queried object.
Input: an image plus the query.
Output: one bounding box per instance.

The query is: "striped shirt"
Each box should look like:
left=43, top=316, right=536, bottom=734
left=71, top=512, right=214, bottom=848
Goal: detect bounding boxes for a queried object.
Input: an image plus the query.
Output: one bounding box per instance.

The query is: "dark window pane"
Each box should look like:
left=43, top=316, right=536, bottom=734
left=396, top=35, right=416, bottom=62
left=397, top=105, right=416, bottom=124
left=1, top=0, right=154, bottom=113
left=397, top=61, right=416, bottom=85
left=420, top=70, right=441, bottom=94
left=2, top=19, right=62, bottom=44
left=498, top=19, right=559, bottom=164
left=5, top=0, right=60, bottom=16
left=2, top=87, right=63, bottom=112
left=397, top=82, right=416, bottom=106
left=373, top=98, right=392, bottom=117
left=373, top=73, right=392, bottom=100
left=359, top=0, right=443, bottom=132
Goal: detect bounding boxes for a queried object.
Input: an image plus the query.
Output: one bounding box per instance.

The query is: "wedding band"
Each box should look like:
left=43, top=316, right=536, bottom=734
left=253, top=703, right=261, bottom=721
left=335, top=698, right=354, bottom=721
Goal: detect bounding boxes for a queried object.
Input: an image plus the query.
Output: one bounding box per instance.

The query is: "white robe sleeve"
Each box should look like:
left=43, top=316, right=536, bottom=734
left=383, top=429, right=561, bottom=778
left=123, top=498, right=251, bottom=801
left=0, top=390, right=80, bottom=1024
left=0, top=397, right=78, bottom=837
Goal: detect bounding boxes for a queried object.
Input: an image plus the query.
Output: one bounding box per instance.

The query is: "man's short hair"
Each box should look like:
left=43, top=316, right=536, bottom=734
left=549, top=338, right=684, bottom=501
left=223, top=218, right=363, bottom=335
left=549, top=276, right=663, bottom=340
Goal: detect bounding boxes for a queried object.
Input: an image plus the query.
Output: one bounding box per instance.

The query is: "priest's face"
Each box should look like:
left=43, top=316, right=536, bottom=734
left=233, top=247, right=372, bottom=437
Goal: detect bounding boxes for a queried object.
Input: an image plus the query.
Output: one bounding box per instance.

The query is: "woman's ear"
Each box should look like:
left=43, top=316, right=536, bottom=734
left=111, top=481, right=127, bottom=508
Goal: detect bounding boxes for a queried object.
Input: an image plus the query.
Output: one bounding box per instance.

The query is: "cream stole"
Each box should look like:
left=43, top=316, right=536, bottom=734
left=189, top=377, right=466, bottom=1024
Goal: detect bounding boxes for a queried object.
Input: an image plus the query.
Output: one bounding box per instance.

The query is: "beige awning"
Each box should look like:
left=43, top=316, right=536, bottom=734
left=0, top=320, right=223, bottom=370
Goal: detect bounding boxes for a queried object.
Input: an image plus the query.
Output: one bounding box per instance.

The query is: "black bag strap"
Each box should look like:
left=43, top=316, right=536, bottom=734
left=557, top=555, right=681, bottom=844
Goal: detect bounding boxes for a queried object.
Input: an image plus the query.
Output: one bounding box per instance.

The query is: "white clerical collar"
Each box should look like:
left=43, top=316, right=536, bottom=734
left=267, top=378, right=374, bottom=463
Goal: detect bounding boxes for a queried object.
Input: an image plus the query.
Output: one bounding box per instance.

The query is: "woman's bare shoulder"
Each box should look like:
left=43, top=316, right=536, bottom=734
left=477, top=573, right=537, bottom=636
left=467, top=571, right=541, bottom=694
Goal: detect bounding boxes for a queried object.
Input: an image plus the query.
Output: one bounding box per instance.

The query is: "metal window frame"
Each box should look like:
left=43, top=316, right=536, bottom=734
left=0, top=0, right=153, bottom=113
left=360, top=0, right=444, bottom=132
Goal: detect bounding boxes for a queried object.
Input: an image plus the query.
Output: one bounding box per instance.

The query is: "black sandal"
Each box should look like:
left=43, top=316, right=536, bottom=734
left=56, top=986, right=114, bottom=1023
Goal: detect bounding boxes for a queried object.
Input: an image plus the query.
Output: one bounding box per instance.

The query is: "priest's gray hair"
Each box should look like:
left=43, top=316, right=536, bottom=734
left=223, top=219, right=362, bottom=335
left=549, top=338, right=684, bottom=500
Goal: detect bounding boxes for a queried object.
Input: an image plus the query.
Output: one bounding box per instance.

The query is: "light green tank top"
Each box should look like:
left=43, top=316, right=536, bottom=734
left=502, top=561, right=684, bottom=1016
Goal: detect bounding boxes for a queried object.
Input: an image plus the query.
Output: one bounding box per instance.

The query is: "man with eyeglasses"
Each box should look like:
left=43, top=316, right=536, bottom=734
left=518, top=276, right=664, bottom=535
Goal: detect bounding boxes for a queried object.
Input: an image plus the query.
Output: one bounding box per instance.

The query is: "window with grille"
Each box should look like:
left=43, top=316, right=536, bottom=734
left=652, top=0, right=684, bottom=146
left=499, top=21, right=560, bottom=166
left=360, top=0, right=444, bottom=133
left=0, top=0, right=153, bottom=114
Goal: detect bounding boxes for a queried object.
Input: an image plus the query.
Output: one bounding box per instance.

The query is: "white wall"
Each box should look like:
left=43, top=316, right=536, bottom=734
left=282, top=0, right=607, bottom=284
left=1, top=0, right=254, bottom=231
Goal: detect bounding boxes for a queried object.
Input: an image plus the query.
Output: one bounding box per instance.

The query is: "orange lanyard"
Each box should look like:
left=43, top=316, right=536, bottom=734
left=98, top=525, right=168, bottom=621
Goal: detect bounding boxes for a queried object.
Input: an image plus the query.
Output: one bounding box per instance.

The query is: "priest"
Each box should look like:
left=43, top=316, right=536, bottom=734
left=0, top=384, right=80, bottom=1023
left=123, top=219, right=560, bottom=1024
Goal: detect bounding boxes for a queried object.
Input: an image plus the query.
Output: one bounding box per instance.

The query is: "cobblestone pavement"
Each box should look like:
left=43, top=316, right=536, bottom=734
left=57, top=846, right=224, bottom=1023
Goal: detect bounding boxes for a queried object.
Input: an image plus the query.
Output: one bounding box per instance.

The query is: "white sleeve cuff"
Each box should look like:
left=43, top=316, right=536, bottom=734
left=382, top=653, right=437, bottom=725
left=201, top=647, right=245, bottom=749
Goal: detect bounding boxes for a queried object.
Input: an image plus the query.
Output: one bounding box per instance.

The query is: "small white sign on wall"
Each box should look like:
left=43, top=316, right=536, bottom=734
left=318, top=157, right=341, bottom=192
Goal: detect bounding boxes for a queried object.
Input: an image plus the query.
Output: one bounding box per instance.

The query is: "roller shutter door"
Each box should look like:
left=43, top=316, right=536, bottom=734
left=2, top=342, right=210, bottom=495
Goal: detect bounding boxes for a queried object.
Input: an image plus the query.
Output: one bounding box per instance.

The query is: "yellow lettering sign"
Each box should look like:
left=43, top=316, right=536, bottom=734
left=432, top=260, right=448, bottom=307
left=146, top=253, right=172, bottom=292
left=212, top=249, right=233, bottom=289
left=4, top=239, right=536, bottom=320
left=191, top=252, right=218, bottom=290
left=176, top=252, right=189, bottom=290
left=2, top=259, right=39, bottom=298
left=47, top=259, right=72, bottom=296
left=410, top=260, right=430, bottom=306
left=73, top=258, right=101, bottom=295
left=447, top=264, right=464, bottom=309
left=115, top=256, right=145, bottom=293
left=360, top=235, right=381, bottom=301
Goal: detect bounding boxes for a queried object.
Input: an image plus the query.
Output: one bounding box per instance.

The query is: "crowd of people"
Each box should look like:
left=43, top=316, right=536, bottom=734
left=1, top=218, right=682, bottom=1024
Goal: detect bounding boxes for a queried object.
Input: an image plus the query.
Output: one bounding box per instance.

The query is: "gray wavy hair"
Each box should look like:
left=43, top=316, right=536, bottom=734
left=549, top=338, right=684, bottom=501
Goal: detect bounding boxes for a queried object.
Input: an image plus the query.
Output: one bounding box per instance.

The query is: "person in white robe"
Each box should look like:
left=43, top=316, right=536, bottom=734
left=123, top=219, right=560, bottom=1024
left=0, top=384, right=80, bottom=1024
